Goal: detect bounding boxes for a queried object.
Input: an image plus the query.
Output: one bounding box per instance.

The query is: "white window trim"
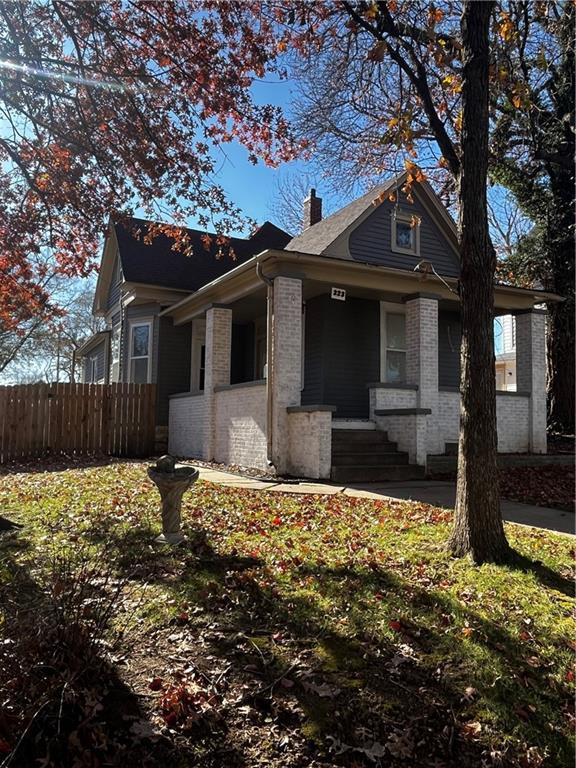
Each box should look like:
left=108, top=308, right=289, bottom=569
left=110, top=324, right=121, bottom=383
left=128, top=318, right=152, bottom=384
left=89, top=356, right=98, bottom=384
left=380, top=301, right=407, bottom=383
left=391, top=209, right=420, bottom=257
left=190, top=319, right=206, bottom=391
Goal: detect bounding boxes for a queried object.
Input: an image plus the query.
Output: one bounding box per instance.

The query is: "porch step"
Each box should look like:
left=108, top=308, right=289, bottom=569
left=331, top=426, right=424, bottom=483
left=332, top=451, right=408, bottom=466
left=332, top=429, right=392, bottom=446
left=332, top=419, right=376, bottom=430
left=330, top=464, right=426, bottom=483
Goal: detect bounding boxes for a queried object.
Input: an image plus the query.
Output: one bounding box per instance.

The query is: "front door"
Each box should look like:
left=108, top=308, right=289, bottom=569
left=302, top=294, right=380, bottom=419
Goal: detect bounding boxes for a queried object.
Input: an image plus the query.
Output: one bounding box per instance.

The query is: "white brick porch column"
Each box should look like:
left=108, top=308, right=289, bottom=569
left=271, top=276, right=302, bottom=473
left=515, top=309, right=547, bottom=453
left=404, top=294, right=441, bottom=455
left=203, top=305, right=232, bottom=460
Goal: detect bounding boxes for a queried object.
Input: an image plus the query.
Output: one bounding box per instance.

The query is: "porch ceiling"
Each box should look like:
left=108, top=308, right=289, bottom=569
left=228, top=290, right=267, bottom=322
left=162, top=249, right=563, bottom=325
left=300, top=279, right=460, bottom=311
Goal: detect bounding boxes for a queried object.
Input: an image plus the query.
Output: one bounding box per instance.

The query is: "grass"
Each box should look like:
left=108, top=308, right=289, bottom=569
left=0, top=459, right=574, bottom=767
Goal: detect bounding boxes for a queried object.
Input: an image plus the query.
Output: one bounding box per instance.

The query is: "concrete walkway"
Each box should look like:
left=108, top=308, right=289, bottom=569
left=197, top=467, right=575, bottom=536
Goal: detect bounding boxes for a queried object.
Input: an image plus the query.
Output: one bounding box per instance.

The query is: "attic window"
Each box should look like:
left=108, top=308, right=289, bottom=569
left=391, top=210, right=420, bottom=257
left=114, top=256, right=122, bottom=285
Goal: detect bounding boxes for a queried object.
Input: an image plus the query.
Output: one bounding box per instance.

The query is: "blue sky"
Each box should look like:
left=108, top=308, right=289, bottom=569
left=191, top=77, right=309, bottom=234
left=173, top=75, right=353, bottom=237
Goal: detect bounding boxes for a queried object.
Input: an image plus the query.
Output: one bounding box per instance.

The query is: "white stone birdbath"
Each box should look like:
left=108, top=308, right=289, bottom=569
left=147, top=455, right=199, bottom=545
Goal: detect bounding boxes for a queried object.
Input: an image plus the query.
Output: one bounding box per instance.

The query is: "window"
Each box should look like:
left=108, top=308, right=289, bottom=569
left=88, top=355, right=99, bottom=383
left=380, top=303, right=407, bottom=383
left=391, top=210, right=420, bottom=256
left=129, top=320, right=151, bottom=383
left=110, top=324, right=121, bottom=382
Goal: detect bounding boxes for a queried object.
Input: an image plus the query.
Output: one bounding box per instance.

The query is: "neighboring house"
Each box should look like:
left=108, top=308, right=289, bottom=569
left=495, top=314, right=517, bottom=391
left=76, top=330, right=110, bottom=384
left=78, top=173, right=557, bottom=479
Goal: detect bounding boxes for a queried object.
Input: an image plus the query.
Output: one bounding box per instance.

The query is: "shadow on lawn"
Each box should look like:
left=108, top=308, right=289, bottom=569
left=91, top=522, right=574, bottom=768
left=0, top=454, right=152, bottom=478
left=0, top=531, right=251, bottom=768
left=506, top=551, right=574, bottom=598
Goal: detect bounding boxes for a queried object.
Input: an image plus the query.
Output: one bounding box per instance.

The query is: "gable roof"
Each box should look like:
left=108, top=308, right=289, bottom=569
left=284, top=172, right=458, bottom=257
left=285, top=178, right=397, bottom=255
left=114, top=218, right=292, bottom=292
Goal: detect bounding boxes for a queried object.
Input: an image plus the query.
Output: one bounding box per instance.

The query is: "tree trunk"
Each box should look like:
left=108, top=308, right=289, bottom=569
left=448, top=0, right=510, bottom=563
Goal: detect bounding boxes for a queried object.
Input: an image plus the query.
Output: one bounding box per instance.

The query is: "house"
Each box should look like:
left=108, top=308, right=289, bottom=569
left=78, top=173, right=558, bottom=479
left=77, top=217, right=291, bottom=447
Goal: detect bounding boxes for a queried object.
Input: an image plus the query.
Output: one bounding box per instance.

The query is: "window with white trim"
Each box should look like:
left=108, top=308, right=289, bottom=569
left=88, top=355, right=99, bottom=384
left=129, top=320, right=151, bottom=384
left=391, top=210, right=420, bottom=256
left=110, top=324, right=121, bottom=382
left=380, top=303, right=407, bottom=383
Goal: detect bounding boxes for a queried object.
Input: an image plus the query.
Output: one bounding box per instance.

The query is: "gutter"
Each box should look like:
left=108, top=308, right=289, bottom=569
left=256, top=257, right=276, bottom=472
left=162, top=249, right=563, bottom=325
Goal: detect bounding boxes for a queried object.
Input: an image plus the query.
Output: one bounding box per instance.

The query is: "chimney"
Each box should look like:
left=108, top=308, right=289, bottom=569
left=303, top=188, right=322, bottom=229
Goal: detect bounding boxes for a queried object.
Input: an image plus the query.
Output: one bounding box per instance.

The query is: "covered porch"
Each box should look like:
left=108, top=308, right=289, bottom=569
left=163, top=249, right=553, bottom=480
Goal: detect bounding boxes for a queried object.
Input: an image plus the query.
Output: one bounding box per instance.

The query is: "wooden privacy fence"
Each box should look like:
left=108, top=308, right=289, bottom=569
left=0, top=383, right=156, bottom=463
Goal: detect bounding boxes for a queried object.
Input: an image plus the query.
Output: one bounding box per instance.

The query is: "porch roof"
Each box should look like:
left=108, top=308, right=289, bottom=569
left=161, top=249, right=563, bottom=326
left=74, top=330, right=110, bottom=358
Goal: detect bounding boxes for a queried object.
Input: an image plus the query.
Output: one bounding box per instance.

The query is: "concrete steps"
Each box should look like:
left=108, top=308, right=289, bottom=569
left=332, top=451, right=409, bottom=466
left=331, top=428, right=425, bottom=483
left=332, top=429, right=395, bottom=446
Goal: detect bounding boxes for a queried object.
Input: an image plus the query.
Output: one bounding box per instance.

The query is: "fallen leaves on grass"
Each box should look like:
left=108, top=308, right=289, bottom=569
left=0, top=461, right=574, bottom=768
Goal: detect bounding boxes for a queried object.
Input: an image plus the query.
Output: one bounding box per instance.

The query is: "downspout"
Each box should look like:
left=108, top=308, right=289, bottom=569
left=256, top=258, right=275, bottom=472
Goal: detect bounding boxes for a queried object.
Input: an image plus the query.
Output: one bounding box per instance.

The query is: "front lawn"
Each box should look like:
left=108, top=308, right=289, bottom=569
left=0, top=461, right=573, bottom=767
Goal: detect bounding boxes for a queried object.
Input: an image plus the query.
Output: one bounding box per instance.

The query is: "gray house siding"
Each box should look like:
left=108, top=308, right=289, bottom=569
left=156, top=317, right=192, bottom=425
left=323, top=296, right=380, bottom=418
left=301, top=296, right=325, bottom=405
left=231, top=323, right=256, bottom=385
left=348, top=194, right=460, bottom=278
left=107, top=253, right=122, bottom=310
left=302, top=294, right=379, bottom=419
left=83, top=338, right=107, bottom=382
left=438, top=310, right=461, bottom=388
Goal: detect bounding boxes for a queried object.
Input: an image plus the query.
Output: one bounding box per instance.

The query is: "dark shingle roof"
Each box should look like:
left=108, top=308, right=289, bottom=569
left=114, top=218, right=292, bottom=292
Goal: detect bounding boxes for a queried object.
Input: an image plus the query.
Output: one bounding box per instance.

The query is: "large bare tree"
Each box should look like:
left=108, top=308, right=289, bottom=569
left=281, top=0, right=509, bottom=561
